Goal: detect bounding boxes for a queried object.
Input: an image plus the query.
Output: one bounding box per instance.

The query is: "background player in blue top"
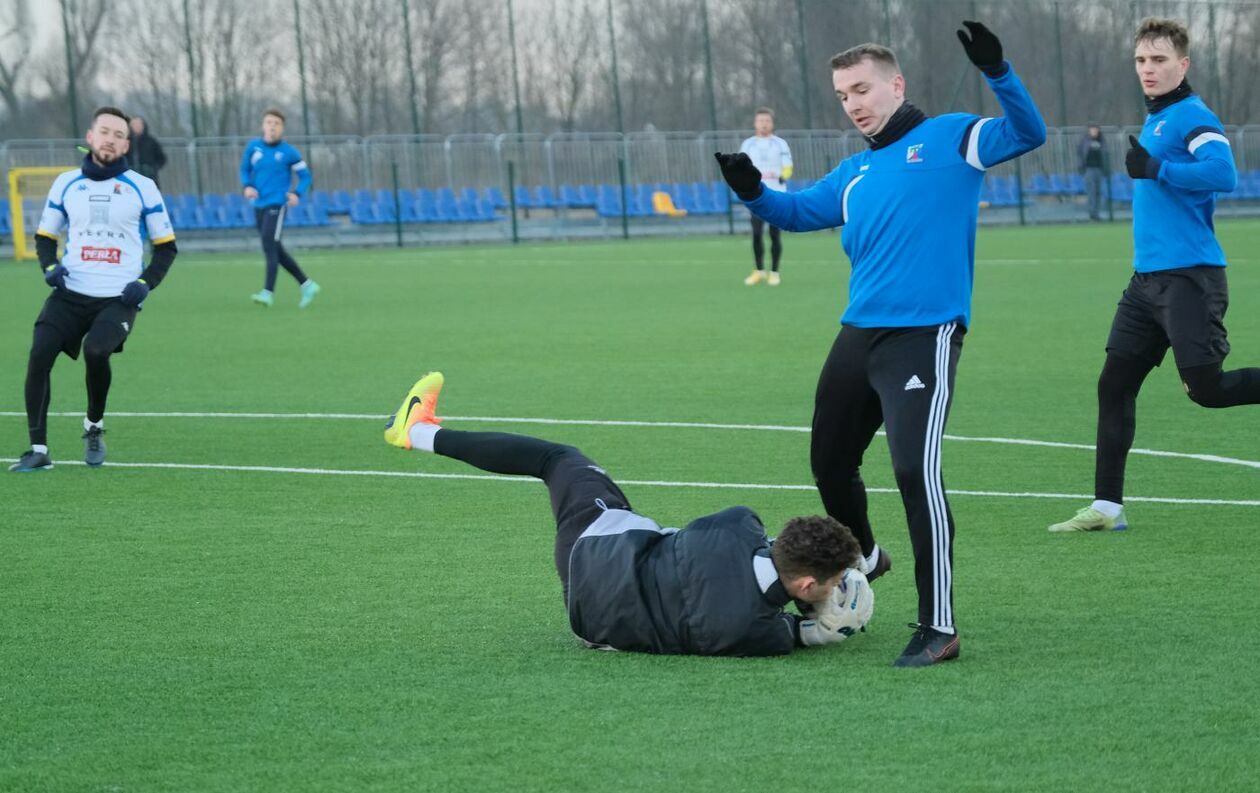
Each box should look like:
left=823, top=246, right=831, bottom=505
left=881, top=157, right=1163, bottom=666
left=1049, top=18, right=1260, bottom=533
left=240, top=109, right=320, bottom=308
left=715, top=22, right=1045, bottom=667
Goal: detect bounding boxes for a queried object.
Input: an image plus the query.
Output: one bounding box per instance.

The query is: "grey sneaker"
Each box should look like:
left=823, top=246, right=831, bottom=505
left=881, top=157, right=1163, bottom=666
left=83, top=427, right=107, bottom=467
left=9, top=449, right=53, bottom=472
left=1048, top=506, right=1128, bottom=532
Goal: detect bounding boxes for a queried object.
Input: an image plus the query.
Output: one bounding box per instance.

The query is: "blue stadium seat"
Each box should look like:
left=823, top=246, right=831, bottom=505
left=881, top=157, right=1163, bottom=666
left=486, top=187, right=508, bottom=209
left=330, top=190, right=353, bottom=213
left=558, top=184, right=582, bottom=208
left=535, top=185, right=560, bottom=209
left=350, top=200, right=379, bottom=224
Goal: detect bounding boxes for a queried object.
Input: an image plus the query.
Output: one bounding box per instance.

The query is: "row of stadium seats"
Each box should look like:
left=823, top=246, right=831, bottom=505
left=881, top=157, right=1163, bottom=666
left=8, top=170, right=1260, bottom=235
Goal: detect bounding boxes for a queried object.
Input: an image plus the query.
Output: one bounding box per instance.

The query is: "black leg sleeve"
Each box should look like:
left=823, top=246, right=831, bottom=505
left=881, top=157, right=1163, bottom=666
left=810, top=328, right=884, bottom=557
left=1095, top=353, right=1155, bottom=504
left=750, top=216, right=765, bottom=270
left=434, top=429, right=632, bottom=597
left=769, top=225, right=783, bottom=271
left=24, top=325, right=63, bottom=446
left=1179, top=362, right=1260, bottom=408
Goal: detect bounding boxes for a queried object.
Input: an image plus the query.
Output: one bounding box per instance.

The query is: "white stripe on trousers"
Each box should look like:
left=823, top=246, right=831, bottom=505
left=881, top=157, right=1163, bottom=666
left=274, top=206, right=286, bottom=241
left=923, top=322, right=956, bottom=628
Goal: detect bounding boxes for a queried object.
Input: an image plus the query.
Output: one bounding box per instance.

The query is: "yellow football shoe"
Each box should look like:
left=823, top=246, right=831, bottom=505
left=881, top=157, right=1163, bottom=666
left=383, top=371, right=444, bottom=449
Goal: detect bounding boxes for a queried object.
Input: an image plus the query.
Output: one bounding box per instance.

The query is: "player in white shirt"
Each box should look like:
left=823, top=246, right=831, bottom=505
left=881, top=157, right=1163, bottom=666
left=10, top=107, right=178, bottom=473
left=738, top=108, right=793, bottom=285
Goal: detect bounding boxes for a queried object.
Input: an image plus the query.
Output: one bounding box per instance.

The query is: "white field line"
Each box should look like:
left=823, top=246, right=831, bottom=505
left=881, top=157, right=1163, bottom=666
left=4, top=410, right=1258, bottom=471
left=6, top=459, right=1259, bottom=507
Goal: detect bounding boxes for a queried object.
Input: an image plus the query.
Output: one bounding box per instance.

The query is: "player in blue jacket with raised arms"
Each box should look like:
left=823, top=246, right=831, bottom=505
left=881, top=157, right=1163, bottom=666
left=239, top=108, right=320, bottom=308
left=715, top=21, right=1045, bottom=667
left=1049, top=18, right=1259, bottom=533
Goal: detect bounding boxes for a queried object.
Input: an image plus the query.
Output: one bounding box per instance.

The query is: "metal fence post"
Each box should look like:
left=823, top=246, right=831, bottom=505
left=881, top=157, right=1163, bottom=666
left=507, top=160, right=520, bottom=244
left=616, top=155, right=629, bottom=240
left=391, top=160, right=404, bottom=247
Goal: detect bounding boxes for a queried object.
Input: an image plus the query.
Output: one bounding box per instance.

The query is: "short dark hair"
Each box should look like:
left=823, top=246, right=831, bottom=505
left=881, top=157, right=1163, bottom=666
left=1135, top=17, right=1189, bottom=57
left=263, top=108, right=287, bottom=123
left=754, top=107, right=775, bottom=119
left=830, top=43, right=900, bottom=74
left=91, top=106, right=130, bottom=125
left=771, top=516, right=862, bottom=582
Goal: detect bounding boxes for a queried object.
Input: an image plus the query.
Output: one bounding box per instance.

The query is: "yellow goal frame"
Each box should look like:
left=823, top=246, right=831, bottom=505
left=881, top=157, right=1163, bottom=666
left=8, top=166, right=71, bottom=260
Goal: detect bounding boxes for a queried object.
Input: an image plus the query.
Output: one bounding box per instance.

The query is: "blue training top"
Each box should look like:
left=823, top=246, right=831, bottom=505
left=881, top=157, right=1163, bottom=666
left=239, top=138, right=312, bottom=208
left=1133, top=94, right=1236, bottom=273
left=744, top=64, right=1045, bottom=329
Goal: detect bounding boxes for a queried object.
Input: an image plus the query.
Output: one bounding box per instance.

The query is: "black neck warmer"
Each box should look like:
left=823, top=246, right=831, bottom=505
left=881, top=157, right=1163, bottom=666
left=866, top=102, right=928, bottom=150
left=1145, top=80, right=1193, bottom=114
left=81, top=153, right=129, bottom=181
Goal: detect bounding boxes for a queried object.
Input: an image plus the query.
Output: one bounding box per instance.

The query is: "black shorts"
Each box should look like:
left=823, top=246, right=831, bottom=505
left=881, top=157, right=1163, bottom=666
left=34, top=288, right=137, bottom=360
left=546, top=450, right=633, bottom=590
left=1105, top=266, right=1231, bottom=369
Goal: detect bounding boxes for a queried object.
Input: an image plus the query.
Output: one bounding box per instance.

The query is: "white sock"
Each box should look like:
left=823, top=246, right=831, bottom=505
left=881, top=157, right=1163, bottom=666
left=84, top=417, right=102, bottom=431
left=863, top=545, right=882, bottom=574
left=931, top=625, right=957, bottom=636
left=407, top=423, right=441, bottom=452
left=32, top=444, right=48, bottom=454
left=1091, top=499, right=1123, bottom=518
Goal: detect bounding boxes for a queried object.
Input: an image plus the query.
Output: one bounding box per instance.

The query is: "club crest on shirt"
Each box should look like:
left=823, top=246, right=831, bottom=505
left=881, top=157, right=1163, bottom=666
left=1153, top=120, right=1166, bottom=136
left=274, top=151, right=284, bottom=161
left=906, top=144, right=924, bottom=163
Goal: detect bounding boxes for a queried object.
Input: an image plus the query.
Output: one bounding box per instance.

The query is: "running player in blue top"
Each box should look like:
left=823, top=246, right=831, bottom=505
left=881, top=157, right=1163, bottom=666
left=1049, top=18, right=1259, bottom=533
left=715, top=21, right=1046, bottom=667
left=239, top=108, right=320, bottom=308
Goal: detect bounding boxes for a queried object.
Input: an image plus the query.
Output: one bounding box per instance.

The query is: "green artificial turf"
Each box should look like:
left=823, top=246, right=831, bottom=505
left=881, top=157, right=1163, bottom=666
left=2, top=221, right=1257, bottom=791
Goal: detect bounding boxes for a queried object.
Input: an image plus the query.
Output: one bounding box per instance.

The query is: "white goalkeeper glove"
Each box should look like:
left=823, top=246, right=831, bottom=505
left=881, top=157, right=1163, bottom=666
left=798, top=569, right=875, bottom=647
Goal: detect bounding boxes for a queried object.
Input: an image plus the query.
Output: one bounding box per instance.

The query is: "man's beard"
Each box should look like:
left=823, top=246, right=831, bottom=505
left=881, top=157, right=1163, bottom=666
left=92, top=146, right=120, bottom=164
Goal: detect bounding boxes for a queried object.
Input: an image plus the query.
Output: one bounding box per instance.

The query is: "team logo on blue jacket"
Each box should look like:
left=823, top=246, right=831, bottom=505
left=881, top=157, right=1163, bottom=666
left=1153, top=120, right=1166, bottom=136
left=906, top=144, right=924, bottom=163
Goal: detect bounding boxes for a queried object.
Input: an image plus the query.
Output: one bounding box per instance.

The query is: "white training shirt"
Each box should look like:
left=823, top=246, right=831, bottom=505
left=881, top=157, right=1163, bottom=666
left=37, top=168, right=175, bottom=298
left=739, top=135, right=793, bottom=193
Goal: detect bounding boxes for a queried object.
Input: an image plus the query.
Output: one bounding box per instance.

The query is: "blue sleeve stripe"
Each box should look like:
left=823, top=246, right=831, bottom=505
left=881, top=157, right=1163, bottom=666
left=48, top=200, right=68, bottom=218
left=141, top=203, right=166, bottom=217
left=59, top=174, right=87, bottom=206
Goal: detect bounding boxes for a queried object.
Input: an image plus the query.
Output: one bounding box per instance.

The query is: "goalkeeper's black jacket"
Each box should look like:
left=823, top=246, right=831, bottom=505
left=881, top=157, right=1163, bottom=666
left=565, top=506, right=801, bottom=656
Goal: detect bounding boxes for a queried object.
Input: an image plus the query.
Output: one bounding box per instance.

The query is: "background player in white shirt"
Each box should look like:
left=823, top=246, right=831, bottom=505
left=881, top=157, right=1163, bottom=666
left=9, top=107, right=178, bottom=473
left=738, top=108, right=793, bottom=285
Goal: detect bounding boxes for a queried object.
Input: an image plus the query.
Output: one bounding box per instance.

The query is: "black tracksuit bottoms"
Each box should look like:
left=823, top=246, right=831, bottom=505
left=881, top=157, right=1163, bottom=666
left=810, top=322, right=964, bottom=630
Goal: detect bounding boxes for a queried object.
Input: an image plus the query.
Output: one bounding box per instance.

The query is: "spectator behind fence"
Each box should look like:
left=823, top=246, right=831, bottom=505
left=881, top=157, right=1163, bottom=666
left=129, top=116, right=167, bottom=188
left=1078, top=124, right=1108, bottom=220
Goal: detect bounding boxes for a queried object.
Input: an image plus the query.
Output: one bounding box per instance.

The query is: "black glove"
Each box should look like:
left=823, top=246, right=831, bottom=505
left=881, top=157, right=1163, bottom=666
left=956, top=21, right=1007, bottom=77
left=43, top=264, right=67, bottom=289
left=120, top=279, right=150, bottom=308
left=1126, top=135, right=1161, bottom=180
left=713, top=152, right=763, bottom=201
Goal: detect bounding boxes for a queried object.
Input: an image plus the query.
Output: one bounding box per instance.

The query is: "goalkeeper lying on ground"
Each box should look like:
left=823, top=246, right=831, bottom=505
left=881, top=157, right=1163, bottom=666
left=383, top=373, right=875, bottom=657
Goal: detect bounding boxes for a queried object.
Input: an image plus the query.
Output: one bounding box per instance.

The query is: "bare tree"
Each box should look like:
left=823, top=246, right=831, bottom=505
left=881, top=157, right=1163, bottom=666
left=0, top=0, right=33, bottom=124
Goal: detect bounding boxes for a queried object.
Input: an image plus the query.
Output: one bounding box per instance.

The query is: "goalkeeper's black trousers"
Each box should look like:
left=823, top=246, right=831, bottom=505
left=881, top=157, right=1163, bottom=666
left=810, top=323, right=964, bottom=631
left=750, top=216, right=782, bottom=272
left=433, top=430, right=632, bottom=603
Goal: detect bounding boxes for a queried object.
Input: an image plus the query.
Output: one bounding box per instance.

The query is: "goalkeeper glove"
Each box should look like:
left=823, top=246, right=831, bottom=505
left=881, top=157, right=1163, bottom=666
left=1126, top=135, right=1161, bottom=180
left=43, top=264, right=67, bottom=289
left=714, top=152, right=764, bottom=201
left=956, top=21, right=1008, bottom=78
left=120, top=279, right=150, bottom=308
